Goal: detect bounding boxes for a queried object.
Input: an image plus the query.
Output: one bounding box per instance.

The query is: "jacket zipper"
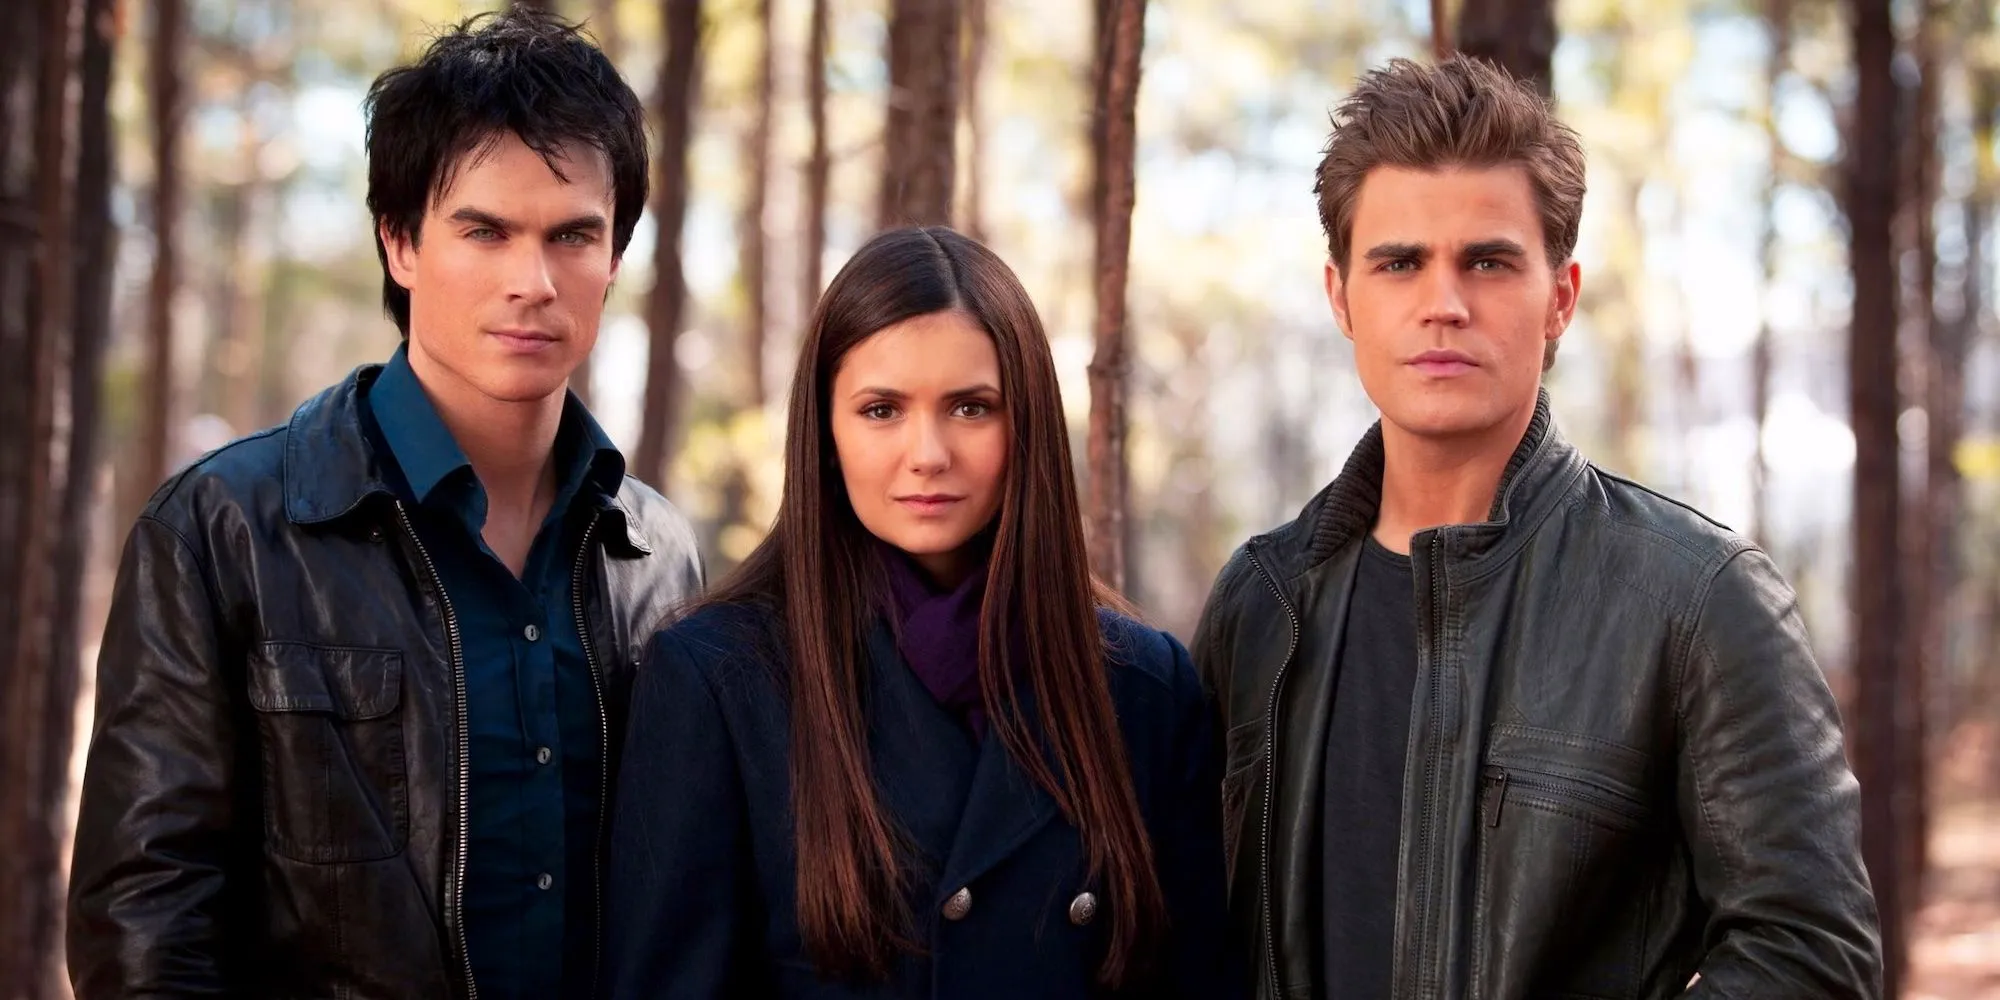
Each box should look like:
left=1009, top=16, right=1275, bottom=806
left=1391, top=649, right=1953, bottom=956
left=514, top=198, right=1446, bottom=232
left=1483, top=765, right=1645, bottom=828
left=1407, top=530, right=1448, bottom=1000
left=1245, top=546, right=1300, bottom=1000
left=569, top=512, right=609, bottom=999
left=395, top=502, right=479, bottom=1000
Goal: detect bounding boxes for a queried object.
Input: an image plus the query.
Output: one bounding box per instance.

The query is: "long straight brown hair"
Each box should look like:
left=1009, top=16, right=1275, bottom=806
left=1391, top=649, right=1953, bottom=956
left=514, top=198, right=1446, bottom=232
left=698, top=226, right=1166, bottom=985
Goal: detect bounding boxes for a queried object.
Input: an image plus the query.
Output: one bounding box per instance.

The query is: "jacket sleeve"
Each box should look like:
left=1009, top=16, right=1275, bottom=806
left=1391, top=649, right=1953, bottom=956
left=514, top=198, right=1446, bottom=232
left=1155, top=632, right=1249, bottom=1000
left=603, top=629, right=764, bottom=999
left=1190, top=547, right=1253, bottom=725
left=1678, top=547, right=1883, bottom=998
left=66, top=515, right=245, bottom=998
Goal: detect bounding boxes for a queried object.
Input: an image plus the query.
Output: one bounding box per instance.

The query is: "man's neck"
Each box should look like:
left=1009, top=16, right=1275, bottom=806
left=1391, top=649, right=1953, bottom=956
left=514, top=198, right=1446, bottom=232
left=404, top=347, right=564, bottom=516
left=1372, top=399, right=1537, bottom=555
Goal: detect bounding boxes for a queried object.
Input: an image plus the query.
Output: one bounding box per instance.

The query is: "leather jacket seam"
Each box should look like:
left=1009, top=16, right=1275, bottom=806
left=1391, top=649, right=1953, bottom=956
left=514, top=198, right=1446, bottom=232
left=135, top=513, right=230, bottom=625
left=1670, top=546, right=1759, bottom=890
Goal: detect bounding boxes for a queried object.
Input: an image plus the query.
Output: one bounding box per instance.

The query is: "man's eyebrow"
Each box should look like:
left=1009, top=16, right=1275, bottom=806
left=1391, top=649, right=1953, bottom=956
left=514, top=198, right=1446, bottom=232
left=548, top=213, right=609, bottom=234
left=447, top=207, right=514, bottom=231
left=1461, top=238, right=1529, bottom=259
left=1363, top=241, right=1429, bottom=261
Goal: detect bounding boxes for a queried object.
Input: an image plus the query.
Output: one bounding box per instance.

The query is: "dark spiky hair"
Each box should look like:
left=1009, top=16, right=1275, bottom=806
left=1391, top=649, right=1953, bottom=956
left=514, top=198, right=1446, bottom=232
left=363, top=7, right=649, bottom=336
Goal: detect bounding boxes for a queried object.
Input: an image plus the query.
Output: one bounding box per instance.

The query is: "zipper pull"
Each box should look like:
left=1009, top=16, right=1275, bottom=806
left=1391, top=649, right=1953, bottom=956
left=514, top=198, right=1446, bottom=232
left=1483, top=769, right=1509, bottom=828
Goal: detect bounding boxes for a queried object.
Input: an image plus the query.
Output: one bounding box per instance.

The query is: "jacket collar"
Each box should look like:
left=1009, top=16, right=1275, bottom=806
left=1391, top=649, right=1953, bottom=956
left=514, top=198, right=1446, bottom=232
left=280, top=362, right=656, bottom=556
left=1255, top=388, right=1585, bottom=581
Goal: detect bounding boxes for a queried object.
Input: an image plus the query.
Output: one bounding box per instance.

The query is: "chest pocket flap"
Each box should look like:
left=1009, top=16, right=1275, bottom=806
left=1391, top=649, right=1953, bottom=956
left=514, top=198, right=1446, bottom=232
left=249, top=642, right=403, bottom=719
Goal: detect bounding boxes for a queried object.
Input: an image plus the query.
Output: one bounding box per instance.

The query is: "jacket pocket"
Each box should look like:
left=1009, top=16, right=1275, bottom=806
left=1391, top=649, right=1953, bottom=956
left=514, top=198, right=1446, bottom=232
left=1469, top=746, right=1657, bottom=1000
left=248, top=642, right=409, bottom=863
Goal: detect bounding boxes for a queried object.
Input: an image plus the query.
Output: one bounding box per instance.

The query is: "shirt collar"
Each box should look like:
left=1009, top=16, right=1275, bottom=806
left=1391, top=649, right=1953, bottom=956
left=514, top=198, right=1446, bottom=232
left=367, top=344, right=470, bottom=506
left=367, top=344, right=627, bottom=511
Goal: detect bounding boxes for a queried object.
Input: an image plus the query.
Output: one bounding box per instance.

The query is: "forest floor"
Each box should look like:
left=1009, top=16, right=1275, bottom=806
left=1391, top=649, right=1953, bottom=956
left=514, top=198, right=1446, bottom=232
left=1909, top=802, right=2000, bottom=999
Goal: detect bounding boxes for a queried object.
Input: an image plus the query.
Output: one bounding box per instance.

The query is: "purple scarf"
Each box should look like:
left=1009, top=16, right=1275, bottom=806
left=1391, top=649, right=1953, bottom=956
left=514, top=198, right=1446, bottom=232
left=881, top=547, right=990, bottom=739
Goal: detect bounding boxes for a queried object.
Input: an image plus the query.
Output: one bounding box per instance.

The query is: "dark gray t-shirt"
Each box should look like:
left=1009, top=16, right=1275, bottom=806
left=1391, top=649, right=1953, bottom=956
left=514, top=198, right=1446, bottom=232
left=1320, top=536, right=1418, bottom=998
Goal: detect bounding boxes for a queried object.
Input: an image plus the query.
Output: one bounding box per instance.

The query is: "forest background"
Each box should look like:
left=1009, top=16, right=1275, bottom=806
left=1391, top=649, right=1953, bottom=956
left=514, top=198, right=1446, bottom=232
left=3, top=0, right=1999, bottom=995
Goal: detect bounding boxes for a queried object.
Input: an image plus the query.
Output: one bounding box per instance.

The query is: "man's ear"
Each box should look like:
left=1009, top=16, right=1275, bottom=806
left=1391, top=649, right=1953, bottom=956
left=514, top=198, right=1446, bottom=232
left=380, top=219, right=419, bottom=291
left=1325, top=259, right=1353, bottom=341
left=1549, top=258, right=1581, bottom=339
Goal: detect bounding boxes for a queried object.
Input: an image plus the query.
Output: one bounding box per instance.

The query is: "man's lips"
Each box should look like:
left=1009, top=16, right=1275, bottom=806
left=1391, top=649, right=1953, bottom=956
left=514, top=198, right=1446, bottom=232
left=490, top=329, right=559, bottom=352
left=1408, top=349, right=1477, bottom=376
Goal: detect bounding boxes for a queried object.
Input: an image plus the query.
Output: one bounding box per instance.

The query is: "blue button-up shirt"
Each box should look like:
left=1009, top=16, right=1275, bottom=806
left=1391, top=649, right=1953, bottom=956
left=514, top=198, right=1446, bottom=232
left=365, top=346, right=624, bottom=999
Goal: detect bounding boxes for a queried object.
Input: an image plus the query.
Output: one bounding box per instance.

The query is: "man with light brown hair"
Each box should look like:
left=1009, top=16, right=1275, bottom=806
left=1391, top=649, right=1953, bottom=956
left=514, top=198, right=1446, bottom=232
left=1193, top=56, right=1881, bottom=999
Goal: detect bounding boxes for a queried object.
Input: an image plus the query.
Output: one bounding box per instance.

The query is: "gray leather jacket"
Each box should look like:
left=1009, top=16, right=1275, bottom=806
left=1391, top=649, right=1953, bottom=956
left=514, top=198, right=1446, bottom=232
left=1193, top=393, right=1881, bottom=1000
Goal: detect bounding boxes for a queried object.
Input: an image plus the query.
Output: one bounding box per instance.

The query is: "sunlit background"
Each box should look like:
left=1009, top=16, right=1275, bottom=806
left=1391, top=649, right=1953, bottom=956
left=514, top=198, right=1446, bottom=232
left=17, top=0, right=2000, bottom=993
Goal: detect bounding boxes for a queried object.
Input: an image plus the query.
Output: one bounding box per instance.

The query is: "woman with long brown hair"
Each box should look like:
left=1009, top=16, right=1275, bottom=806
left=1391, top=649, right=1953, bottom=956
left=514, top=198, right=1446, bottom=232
left=603, top=226, right=1233, bottom=998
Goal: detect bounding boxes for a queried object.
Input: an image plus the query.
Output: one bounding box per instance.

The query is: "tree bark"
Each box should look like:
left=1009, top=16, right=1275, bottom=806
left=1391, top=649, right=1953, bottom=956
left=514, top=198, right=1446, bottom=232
left=801, top=0, right=829, bottom=315
left=1086, top=0, right=1146, bottom=592
left=134, top=0, right=185, bottom=521
left=1895, top=0, right=1942, bottom=926
left=0, top=0, right=80, bottom=992
left=878, top=0, right=959, bottom=227
left=45, top=0, right=115, bottom=991
left=1846, top=0, right=1906, bottom=991
left=960, top=0, right=989, bottom=240
left=632, top=0, right=703, bottom=490
left=1455, top=0, right=1556, bottom=99
left=740, top=0, right=773, bottom=409
left=1431, top=0, right=1450, bottom=60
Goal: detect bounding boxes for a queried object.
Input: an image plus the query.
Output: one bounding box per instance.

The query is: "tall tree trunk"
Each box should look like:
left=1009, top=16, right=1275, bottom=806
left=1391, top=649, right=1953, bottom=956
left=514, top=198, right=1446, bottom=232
left=959, top=0, right=989, bottom=240
left=1751, top=0, right=1791, bottom=544
left=740, top=0, right=772, bottom=409
left=800, top=0, right=829, bottom=315
left=633, top=0, right=702, bottom=490
left=0, top=0, right=80, bottom=992
left=1431, top=0, right=1450, bottom=60
left=1895, top=0, right=1941, bottom=923
left=1086, top=0, right=1146, bottom=592
left=1455, top=0, right=1556, bottom=98
left=134, top=0, right=185, bottom=521
left=1846, top=0, right=1905, bottom=991
left=47, top=0, right=115, bottom=991
left=878, top=0, right=959, bottom=227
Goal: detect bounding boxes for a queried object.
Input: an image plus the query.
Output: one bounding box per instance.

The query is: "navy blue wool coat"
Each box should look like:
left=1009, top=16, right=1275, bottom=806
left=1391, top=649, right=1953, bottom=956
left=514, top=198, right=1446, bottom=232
left=603, top=601, right=1239, bottom=999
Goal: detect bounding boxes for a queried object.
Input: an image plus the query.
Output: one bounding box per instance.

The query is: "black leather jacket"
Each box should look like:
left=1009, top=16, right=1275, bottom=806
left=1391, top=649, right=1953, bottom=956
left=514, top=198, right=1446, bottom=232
left=1193, top=395, right=1881, bottom=1000
left=65, top=365, right=704, bottom=1000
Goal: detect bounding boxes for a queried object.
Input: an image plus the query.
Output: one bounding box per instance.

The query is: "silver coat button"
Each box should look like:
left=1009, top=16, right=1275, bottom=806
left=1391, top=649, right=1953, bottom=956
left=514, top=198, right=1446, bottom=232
left=535, top=747, right=552, bottom=765
left=535, top=873, right=553, bottom=891
left=524, top=624, right=541, bottom=642
left=941, top=887, right=972, bottom=921
left=1068, top=891, right=1098, bottom=926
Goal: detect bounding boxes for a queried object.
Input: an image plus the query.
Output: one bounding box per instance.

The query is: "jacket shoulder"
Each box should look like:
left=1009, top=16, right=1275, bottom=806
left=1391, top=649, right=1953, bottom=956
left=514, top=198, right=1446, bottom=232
left=613, top=475, right=700, bottom=554
left=648, top=600, right=785, bottom=692
left=139, top=423, right=293, bottom=541
left=1097, top=609, right=1198, bottom=702
left=1566, top=466, right=1758, bottom=598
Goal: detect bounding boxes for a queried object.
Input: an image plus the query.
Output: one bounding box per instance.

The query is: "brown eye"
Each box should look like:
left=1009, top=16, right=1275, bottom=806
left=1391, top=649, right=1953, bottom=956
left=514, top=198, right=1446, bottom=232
left=953, top=400, right=993, bottom=419
left=862, top=402, right=898, bottom=421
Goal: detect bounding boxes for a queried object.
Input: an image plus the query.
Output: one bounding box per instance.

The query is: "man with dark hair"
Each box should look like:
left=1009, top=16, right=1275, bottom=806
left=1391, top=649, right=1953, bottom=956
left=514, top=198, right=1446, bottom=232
left=1194, top=56, right=1881, bottom=999
left=66, top=10, right=701, bottom=999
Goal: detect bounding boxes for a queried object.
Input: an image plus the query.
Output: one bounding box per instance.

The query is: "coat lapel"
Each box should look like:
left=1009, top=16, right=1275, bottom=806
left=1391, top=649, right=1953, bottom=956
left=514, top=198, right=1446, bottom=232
left=864, top=624, right=980, bottom=875
left=932, top=675, right=1062, bottom=908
